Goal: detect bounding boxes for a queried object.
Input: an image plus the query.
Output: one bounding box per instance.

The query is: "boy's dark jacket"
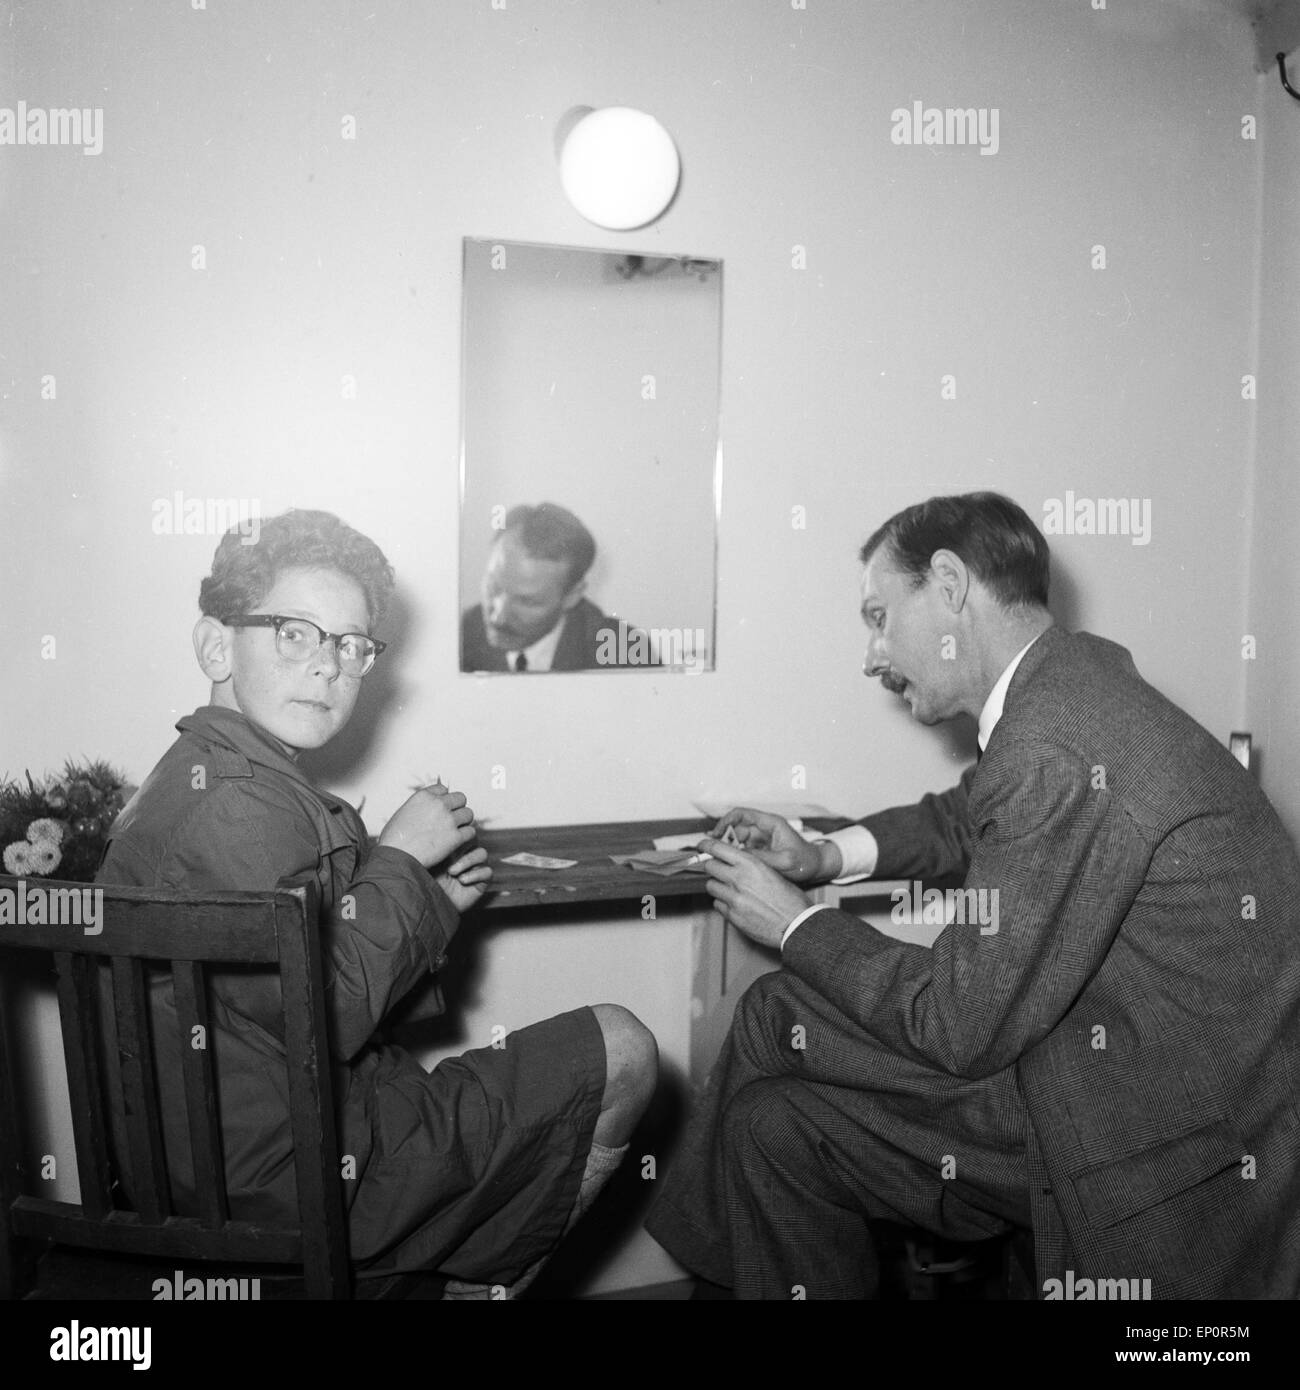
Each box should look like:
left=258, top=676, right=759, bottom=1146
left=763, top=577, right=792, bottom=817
left=96, top=705, right=460, bottom=1257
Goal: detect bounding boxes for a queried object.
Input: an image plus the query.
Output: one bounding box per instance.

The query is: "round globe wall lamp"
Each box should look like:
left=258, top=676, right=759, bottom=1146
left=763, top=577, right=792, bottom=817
left=556, top=106, right=681, bottom=231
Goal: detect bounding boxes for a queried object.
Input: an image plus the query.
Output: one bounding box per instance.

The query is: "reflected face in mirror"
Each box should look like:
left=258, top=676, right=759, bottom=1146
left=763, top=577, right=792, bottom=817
left=479, top=530, right=586, bottom=652
left=460, top=238, right=722, bottom=675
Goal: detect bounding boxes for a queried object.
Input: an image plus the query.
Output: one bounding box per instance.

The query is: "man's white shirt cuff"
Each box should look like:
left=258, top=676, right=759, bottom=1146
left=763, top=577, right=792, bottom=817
left=821, top=825, right=878, bottom=882
left=780, top=827, right=880, bottom=949
left=781, top=903, right=831, bottom=950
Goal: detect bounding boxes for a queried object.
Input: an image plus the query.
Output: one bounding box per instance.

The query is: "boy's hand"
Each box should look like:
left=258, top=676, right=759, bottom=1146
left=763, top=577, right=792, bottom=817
left=378, top=783, right=477, bottom=869
left=436, top=846, right=493, bottom=914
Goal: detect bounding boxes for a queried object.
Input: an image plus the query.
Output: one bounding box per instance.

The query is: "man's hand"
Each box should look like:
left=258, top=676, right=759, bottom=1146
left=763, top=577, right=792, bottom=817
left=699, top=837, right=811, bottom=950
left=378, top=782, right=477, bottom=869
left=711, top=807, right=839, bottom=884
left=436, top=846, right=493, bottom=914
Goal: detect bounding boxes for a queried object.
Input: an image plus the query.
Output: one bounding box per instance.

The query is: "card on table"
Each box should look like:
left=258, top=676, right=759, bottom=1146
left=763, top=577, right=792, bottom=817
left=610, top=850, right=713, bottom=876
left=652, top=825, right=742, bottom=852
left=500, top=851, right=579, bottom=870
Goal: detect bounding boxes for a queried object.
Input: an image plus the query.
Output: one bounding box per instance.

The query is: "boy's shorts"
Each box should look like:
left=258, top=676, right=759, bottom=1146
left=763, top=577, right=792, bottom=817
left=349, top=1004, right=607, bottom=1283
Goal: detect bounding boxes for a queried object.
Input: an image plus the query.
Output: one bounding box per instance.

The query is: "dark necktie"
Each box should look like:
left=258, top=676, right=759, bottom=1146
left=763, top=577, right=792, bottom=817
left=513, top=652, right=528, bottom=672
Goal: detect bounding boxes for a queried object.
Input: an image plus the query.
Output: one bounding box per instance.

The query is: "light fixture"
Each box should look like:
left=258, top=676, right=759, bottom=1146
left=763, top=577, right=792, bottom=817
left=556, top=106, right=681, bottom=231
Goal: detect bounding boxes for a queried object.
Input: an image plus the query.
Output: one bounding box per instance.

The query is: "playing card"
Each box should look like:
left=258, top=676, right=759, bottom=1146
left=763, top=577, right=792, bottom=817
left=500, top=851, right=578, bottom=870
left=611, top=850, right=713, bottom=875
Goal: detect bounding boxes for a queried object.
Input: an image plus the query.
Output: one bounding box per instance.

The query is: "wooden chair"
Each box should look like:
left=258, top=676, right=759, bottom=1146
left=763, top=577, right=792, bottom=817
left=0, top=874, right=351, bottom=1299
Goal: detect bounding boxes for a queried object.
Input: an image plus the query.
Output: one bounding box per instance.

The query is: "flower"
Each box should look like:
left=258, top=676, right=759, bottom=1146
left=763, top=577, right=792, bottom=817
left=1, top=758, right=130, bottom=883
left=26, top=817, right=66, bottom=846
left=3, top=841, right=34, bottom=875
left=27, top=841, right=62, bottom=875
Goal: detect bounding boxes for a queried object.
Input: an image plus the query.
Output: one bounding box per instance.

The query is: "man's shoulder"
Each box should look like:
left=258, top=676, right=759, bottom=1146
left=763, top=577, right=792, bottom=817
left=557, top=600, right=659, bottom=669
left=1017, top=626, right=1134, bottom=685
left=571, top=598, right=617, bottom=638
left=460, top=603, right=486, bottom=649
left=995, top=627, right=1242, bottom=806
left=460, top=603, right=504, bottom=671
left=1007, top=628, right=1150, bottom=727
left=554, top=598, right=612, bottom=669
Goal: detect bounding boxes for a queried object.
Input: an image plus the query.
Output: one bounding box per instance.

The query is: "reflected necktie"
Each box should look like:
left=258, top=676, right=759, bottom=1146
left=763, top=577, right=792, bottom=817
left=513, top=652, right=528, bottom=672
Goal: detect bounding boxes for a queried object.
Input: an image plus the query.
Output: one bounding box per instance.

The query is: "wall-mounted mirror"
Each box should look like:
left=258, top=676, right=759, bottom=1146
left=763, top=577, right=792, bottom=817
left=459, top=237, right=722, bottom=674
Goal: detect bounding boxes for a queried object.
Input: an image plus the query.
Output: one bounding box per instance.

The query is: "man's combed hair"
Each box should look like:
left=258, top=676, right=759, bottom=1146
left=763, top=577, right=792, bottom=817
left=199, top=509, right=396, bottom=630
left=503, top=502, right=596, bottom=589
left=860, top=491, right=1050, bottom=609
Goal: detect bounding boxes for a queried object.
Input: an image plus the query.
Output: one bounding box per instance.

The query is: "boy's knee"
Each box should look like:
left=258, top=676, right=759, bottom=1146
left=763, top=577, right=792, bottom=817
left=592, top=1003, right=658, bottom=1105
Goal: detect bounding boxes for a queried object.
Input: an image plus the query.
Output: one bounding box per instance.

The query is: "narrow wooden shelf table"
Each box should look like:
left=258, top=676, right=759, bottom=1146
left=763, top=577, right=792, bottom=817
left=475, top=817, right=847, bottom=912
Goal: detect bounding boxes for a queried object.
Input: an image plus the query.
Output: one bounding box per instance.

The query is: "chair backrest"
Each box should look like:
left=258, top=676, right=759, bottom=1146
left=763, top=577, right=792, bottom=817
left=0, top=874, right=350, bottom=1299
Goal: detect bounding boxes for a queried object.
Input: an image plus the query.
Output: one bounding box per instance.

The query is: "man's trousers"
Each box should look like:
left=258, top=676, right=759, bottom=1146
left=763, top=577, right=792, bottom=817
left=645, top=967, right=1034, bottom=1298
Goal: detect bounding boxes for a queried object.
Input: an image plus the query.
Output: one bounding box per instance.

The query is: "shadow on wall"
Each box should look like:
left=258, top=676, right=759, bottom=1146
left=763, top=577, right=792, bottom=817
left=299, top=586, right=416, bottom=789
left=1049, top=553, right=1083, bottom=636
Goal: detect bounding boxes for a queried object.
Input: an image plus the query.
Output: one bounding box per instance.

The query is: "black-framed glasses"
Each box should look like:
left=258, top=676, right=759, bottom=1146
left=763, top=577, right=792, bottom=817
left=224, top=614, right=387, bottom=677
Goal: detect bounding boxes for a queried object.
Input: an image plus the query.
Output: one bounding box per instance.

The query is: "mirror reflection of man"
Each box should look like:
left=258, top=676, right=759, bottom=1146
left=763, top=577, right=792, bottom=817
left=461, top=502, right=645, bottom=672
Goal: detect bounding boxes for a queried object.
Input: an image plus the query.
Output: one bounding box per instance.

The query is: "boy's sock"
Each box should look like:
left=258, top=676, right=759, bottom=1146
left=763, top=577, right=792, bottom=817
left=441, top=1140, right=629, bottom=1300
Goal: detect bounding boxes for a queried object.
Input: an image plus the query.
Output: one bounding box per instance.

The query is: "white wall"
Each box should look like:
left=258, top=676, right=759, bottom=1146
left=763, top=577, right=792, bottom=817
left=1244, top=32, right=1300, bottom=843
left=2, top=0, right=1267, bottom=820
left=1, top=0, right=1287, bottom=1293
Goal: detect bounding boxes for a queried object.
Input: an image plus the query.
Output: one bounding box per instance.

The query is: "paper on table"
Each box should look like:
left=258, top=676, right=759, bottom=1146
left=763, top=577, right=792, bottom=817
left=610, top=850, right=712, bottom=876
left=500, top=851, right=578, bottom=870
left=652, top=832, right=712, bottom=852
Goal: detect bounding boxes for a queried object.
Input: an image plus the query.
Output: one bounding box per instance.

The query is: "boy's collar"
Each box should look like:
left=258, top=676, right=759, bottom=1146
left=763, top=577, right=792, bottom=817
left=176, top=705, right=345, bottom=804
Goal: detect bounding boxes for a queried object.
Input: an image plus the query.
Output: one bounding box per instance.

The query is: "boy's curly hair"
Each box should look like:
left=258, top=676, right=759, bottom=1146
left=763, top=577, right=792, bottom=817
left=199, top=509, right=396, bottom=631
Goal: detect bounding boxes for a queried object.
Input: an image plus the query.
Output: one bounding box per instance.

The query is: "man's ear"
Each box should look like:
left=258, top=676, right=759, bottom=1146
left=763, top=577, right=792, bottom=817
left=193, top=616, right=234, bottom=682
left=929, top=549, right=971, bottom=612
left=560, top=579, right=587, bottom=611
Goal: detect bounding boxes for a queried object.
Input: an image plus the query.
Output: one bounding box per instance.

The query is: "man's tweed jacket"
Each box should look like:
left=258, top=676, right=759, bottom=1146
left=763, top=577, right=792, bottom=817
left=785, top=625, right=1300, bottom=1297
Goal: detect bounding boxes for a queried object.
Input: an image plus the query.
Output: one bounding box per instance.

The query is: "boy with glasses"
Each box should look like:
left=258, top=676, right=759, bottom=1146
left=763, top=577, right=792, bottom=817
left=97, top=508, right=656, bottom=1296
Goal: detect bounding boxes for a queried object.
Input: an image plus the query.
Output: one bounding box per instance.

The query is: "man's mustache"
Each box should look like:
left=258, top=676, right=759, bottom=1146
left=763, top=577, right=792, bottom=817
left=879, top=670, right=907, bottom=694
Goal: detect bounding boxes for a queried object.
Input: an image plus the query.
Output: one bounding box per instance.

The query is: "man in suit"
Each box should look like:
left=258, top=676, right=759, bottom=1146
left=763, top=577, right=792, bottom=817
left=645, top=490, right=1300, bottom=1299
left=461, top=502, right=649, bottom=672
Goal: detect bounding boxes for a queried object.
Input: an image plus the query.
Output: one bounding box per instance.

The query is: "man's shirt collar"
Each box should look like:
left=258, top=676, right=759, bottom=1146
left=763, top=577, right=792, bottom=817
left=977, top=635, right=1042, bottom=751
left=508, top=611, right=567, bottom=673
